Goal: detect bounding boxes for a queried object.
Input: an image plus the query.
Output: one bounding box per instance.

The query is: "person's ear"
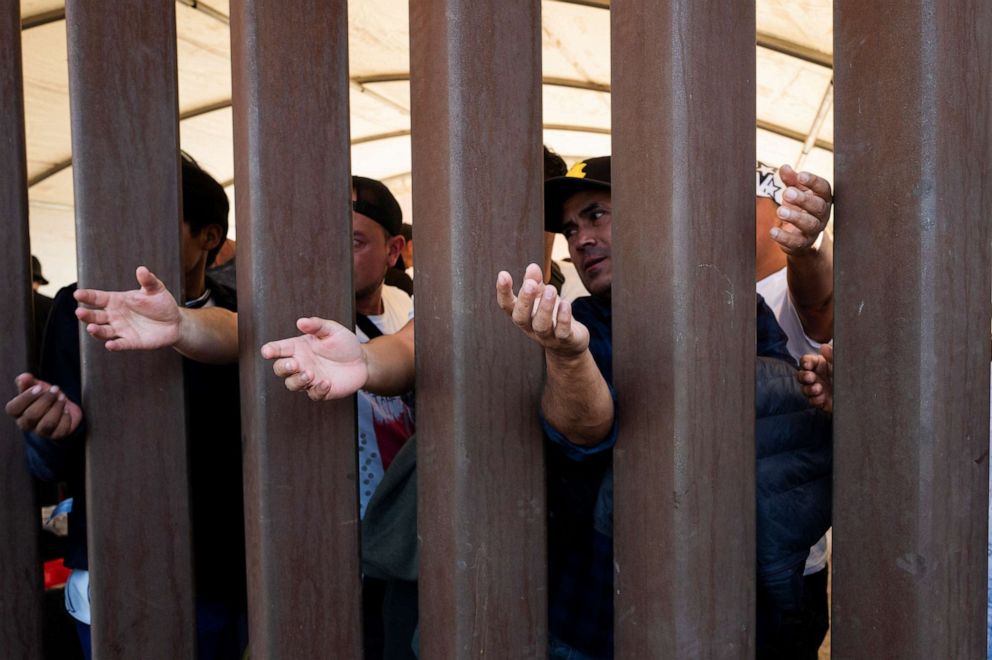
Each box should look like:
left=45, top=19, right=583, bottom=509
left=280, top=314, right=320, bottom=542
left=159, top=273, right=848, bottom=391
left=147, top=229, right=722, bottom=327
left=386, top=235, right=405, bottom=268
left=200, top=224, right=224, bottom=253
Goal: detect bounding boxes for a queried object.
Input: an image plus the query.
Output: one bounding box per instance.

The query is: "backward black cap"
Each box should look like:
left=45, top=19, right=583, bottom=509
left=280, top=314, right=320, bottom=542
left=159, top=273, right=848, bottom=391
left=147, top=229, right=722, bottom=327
left=544, top=156, right=612, bottom=233
left=352, top=176, right=402, bottom=236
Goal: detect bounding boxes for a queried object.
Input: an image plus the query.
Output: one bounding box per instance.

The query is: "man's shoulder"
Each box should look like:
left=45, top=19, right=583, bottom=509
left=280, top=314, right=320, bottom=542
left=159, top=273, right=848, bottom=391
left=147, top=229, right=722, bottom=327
left=380, top=285, right=413, bottom=316
left=204, top=275, right=237, bottom=311
left=571, top=295, right=611, bottom=336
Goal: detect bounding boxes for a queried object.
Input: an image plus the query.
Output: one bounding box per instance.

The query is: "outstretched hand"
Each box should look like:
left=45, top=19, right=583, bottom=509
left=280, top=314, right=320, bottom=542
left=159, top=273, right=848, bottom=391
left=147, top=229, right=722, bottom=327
left=74, top=266, right=182, bottom=351
left=5, top=373, right=83, bottom=440
left=260, top=317, right=369, bottom=401
left=798, top=344, right=834, bottom=413
left=771, top=164, right=833, bottom=256
left=496, top=262, right=589, bottom=359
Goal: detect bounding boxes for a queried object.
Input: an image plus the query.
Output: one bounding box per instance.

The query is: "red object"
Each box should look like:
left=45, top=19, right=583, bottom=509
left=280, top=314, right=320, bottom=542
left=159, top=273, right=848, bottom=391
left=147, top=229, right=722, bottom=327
left=44, top=558, right=71, bottom=590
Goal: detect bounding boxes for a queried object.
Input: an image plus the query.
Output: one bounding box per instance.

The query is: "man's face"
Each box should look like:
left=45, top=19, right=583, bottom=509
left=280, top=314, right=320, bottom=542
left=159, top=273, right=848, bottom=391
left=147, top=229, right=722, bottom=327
left=181, top=222, right=208, bottom=275
left=352, top=211, right=401, bottom=299
left=561, top=188, right=613, bottom=297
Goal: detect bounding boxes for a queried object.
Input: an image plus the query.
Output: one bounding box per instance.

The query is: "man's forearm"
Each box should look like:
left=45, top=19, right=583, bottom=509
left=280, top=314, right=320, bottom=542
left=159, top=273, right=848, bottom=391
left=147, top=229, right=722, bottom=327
left=363, top=320, right=416, bottom=396
left=175, top=307, right=239, bottom=364
left=541, top=349, right=614, bottom=447
left=786, top=232, right=834, bottom=343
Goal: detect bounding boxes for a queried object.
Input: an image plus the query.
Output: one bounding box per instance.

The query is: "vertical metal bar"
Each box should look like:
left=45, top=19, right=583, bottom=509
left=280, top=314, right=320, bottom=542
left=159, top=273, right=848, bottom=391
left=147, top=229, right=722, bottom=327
left=0, top=0, right=44, bottom=655
left=230, top=1, right=361, bottom=657
left=611, top=0, right=756, bottom=656
left=64, top=1, right=194, bottom=657
left=410, top=0, right=546, bottom=656
left=833, top=1, right=991, bottom=657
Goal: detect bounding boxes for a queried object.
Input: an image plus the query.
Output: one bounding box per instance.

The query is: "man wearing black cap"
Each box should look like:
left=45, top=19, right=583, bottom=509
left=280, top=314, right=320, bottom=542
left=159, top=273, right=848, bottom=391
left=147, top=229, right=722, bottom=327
left=495, top=156, right=834, bottom=658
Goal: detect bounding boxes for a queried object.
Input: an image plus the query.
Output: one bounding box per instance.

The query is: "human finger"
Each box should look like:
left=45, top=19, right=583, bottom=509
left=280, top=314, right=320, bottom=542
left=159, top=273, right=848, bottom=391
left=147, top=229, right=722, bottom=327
left=776, top=205, right=821, bottom=236
left=5, top=383, right=46, bottom=417
left=51, top=408, right=74, bottom=439
left=523, top=263, right=543, bottom=285
left=35, top=395, right=68, bottom=437
left=554, top=299, right=573, bottom=341
left=14, top=373, right=37, bottom=393
left=531, top=284, right=558, bottom=337
left=73, top=287, right=113, bottom=308
left=272, top=358, right=301, bottom=378
left=820, top=344, right=833, bottom=364
left=16, top=387, right=61, bottom=431
left=796, top=170, right=832, bottom=202
left=135, top=266, right=166, bottom=295
left=797, top=369, right=819, bottom=385
left=496, top=271, right=517, bottom=314
left=84, top=323, right=119, bottom=341
left=307, top=380, right=331, bottom=401
left=783, top=186, right=829, bottom=220
left=260, top=338, right=298, bottom=360
left=283, top=372, right=312, bottom=392
left=512, top=278, right=540, bottom=329
left=74, top=308, right=110, bottom=326
left=297, top=316, right=344, bottom=340
left=770, top=226, right=810, bottom=252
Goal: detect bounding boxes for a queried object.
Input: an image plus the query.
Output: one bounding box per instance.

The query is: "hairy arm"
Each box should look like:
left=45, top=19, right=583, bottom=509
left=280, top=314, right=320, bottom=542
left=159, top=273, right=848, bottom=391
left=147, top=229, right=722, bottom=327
left=773, top=165, right=834, bottom=343
left=497, top=264, right=613, bottom=446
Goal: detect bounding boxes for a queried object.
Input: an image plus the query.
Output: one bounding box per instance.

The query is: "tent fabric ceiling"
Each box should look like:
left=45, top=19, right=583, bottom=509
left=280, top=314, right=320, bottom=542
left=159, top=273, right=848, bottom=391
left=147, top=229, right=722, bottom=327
left=18, top=0, right=834, bottom=291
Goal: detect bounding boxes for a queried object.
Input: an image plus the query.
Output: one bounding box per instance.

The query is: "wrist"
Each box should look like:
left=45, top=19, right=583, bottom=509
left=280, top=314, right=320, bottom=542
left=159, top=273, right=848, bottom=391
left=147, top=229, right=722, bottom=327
left=545, top=345, right=588, bottom=370
left=173, top=307, right=191, bottom=349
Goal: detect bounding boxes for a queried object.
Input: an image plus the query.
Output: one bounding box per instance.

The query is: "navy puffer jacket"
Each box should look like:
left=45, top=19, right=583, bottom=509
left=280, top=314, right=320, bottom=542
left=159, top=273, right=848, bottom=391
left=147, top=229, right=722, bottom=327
left=754, top=355, right=832, bottom=596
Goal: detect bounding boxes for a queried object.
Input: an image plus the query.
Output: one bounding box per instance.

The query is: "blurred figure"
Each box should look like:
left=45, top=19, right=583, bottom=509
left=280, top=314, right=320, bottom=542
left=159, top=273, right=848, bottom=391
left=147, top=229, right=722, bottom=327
left=31, top=255, right=54, bottom=370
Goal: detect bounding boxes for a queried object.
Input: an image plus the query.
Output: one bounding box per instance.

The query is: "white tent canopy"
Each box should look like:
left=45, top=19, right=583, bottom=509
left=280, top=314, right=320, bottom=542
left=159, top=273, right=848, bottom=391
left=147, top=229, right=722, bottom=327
left=19, top=0, right=834, bottom=292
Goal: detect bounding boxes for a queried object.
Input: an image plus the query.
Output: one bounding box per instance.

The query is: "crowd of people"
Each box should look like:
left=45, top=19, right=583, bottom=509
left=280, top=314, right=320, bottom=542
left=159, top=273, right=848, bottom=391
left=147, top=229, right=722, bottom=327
left=8, top=146, right=840, bottom=659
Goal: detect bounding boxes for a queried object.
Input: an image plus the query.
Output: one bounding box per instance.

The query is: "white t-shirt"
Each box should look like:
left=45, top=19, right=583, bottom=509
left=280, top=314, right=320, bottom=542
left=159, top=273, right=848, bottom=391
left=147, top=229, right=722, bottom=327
left=355, top=285, right=415, bottom=518
left=756, top=266, right=830, bottom=576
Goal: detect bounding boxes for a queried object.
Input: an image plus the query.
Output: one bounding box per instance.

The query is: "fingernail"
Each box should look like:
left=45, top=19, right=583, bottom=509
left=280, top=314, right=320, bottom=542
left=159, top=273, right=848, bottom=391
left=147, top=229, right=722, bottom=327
left=770, top=228, right=780, bottom=239
left=776, top=207, right=790, bottom=219
left=50, top=385, right=59, bottom=394
left=543, top=286, right=555, bottom=299
left=300, top=372, right=310, bottom=383
left=31, top=385, right=42, bottom=395
left=523, top=281, right=535, bottom=293
left=784, top=188, right=798, bottom=202
left=799, top=172, right=810, bottom=184
left=58, top=394, right=66, bottom=401
left=284, top=360, right=293, bottom=370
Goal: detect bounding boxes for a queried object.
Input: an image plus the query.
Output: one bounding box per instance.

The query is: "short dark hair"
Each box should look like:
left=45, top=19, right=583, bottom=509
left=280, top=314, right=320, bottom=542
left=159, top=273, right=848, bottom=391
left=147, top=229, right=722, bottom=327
left=181, top=152, right=229, bottom=266
left=543, top=145, right=567, bottom=181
